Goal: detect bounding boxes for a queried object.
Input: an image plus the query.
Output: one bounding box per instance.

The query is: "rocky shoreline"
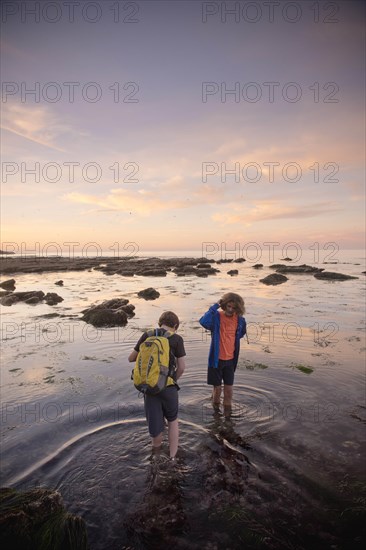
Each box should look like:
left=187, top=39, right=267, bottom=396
left=0, top=256, right=219, bottom=277
left=0, top=256, right=361, bottom=282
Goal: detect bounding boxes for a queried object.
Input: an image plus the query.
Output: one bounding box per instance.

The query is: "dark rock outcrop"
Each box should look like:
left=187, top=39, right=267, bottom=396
left=227, top=270, right=238, bottom=276
left=216, top=259, right=233, bottom=264
left=137, top=288, right=160, bottom=300
left=0, top=294, right=20, bottom=306
left=0, top=487, right=89, bottom=550
left=44, top=293, right=64, bottom=305
left=1, top=291, right=45, bottom=306
left=55, top=280, right=64, bottom=286
left=275, top=264, right=323, bottom=274
left=260, top=273, right=288, bottom=285
left=0, top=279, right=16, bottom=290
left=81, top=298, right=134, bottom=327
left=253, top=264, right=263, bottom=269
left=82, top=308, right=128, bottom=327
left=314, top=271, right=359, bottom=281
left=138, top=269, right=167, bottom=277
left=269, top=264, right=286, bottom=269
left=0, top=290, right=64, bottom=307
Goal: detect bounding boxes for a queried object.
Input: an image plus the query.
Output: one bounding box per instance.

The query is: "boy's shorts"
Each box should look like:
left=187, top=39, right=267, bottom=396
left=207, top=358, right=235, bottom=386
left=144, top=385, right=178, bottom=438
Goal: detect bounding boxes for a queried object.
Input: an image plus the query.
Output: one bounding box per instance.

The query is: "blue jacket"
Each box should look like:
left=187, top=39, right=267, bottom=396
left=199, top=303, right=247, bottom=369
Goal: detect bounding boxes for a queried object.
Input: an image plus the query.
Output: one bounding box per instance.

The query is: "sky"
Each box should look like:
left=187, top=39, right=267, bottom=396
left=1, top=0, right=365, bottom=255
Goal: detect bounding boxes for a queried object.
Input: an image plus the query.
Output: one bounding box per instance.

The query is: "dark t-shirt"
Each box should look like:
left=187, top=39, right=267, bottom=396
left=134, top=328, right=186, bottom=380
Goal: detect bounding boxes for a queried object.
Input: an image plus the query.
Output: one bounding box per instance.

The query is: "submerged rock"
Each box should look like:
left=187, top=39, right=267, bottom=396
left=314, top=271, right=359, bottom=281
left=260, top=273, right=288, bottom=286
left=0, top=487, right=89, bottom=550
left=137, top=287, right=160, bottom=300
left=125, top=421, right=250, bottom=547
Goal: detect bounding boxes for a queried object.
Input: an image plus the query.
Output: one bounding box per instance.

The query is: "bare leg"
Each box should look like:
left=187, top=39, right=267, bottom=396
left=223, top=384, right=233, bottom=408
left=168, top=419, right=179, bottom=458
left=212, top=385, right=222, bottom=405
left=152, top=432, right=163, bottom=450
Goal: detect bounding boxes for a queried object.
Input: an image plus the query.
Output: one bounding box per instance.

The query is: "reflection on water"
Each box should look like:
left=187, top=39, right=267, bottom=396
left=1, top=253, right=365, bottom=548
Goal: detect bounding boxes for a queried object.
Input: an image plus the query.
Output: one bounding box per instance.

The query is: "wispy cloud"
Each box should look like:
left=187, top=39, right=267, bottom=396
left=1, top=103, right=70, bottom=152
left=212, top=200, right=341, bottom=225
left=65, top=187, right=191, bottom=215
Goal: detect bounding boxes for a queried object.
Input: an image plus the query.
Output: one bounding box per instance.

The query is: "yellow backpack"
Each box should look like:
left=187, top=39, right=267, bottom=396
left=133, top=329, right=174, bottom=395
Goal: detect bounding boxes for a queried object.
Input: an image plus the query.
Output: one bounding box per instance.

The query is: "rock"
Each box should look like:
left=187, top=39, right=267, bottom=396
left=197, top=263, right=211, bottom=268
left=276, top=264, right=323, bottom=274
left=216, top=259, right=233, bottom=264
left=0, top=279, right=16, bottom=290
left=314, top=271, right=359, bottom=281
left=137, top=287, right=160, bottom=300
left=82, top=298, right=129, bottom=312
left=81, top=308, right=128, bottom=327
left=172, top=266, right=197, bottom=275
left=196, top=267, right=219, bottom=276
left=25, top=296, right=43, bottom=304
left=137, top=269, right=167, bottom=277
left=196, top=271, right=208, bottom=277
left=55, top=280, right=64, bottom=286
left=0, top=294, right=20, bottom=306
left=280, top=257, right=292, bottom=261
left=81, top=298, right=133, bottom=326
left=269, top=264, right=286, bottom=269
left=116, top=270, right=135, bottom=277
left=227, top=269, right=238, bottom=276
left=120, top=304, right=135, bottom=316
left=0, top=290, right=63, bottom=307
left=260, top=273, right=288, bottom=285
left=253, top=264, right=263, bottom=269
left=233, top=257, right=246, bottom=263
left=12, top=291, right=45, bottom=301
left=44, top=292, right=64, bottom=305
left=0, top=487, right=89, bottom=550
left=195, top=257, right=214, bottom=263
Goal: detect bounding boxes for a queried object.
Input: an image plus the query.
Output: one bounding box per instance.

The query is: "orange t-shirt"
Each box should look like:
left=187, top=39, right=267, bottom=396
left=219, top=310, right=238, bottom=360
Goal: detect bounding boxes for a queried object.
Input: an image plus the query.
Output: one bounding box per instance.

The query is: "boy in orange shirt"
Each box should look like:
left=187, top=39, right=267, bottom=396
left=199, top=293, right=247, bottom=412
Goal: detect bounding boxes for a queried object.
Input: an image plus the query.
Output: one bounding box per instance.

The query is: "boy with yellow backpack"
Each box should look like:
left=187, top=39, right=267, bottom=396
left=128, top=311, right=186, bottom=460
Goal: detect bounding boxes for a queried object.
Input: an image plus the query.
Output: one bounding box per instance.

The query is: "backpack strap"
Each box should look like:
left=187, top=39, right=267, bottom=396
left=146, top=328, right=172, bottom=338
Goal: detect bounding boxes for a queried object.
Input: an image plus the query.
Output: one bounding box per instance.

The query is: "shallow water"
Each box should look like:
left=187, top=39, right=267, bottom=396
left=1, top=251, right=365, bottom=548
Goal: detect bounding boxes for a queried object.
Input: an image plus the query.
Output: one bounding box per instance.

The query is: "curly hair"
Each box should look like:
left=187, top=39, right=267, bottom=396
left=158, top=311, right=180, bottom=329
left=220, top=292, right=245, bottom=316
